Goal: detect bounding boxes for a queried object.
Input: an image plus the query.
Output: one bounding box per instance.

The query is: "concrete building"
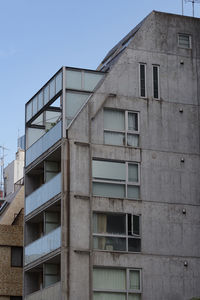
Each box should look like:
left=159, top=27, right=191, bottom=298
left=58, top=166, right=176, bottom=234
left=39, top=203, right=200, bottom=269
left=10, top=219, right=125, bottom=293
left=0, top=149, right=24, bottom=300
left=23, top=11, right=200, bottom=300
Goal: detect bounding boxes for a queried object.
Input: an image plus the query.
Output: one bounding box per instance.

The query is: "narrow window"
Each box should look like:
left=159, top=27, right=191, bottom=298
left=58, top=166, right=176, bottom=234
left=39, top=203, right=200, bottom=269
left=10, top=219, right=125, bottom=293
left=178, top=33, right=191, bottom=49
left=43, top=263, right=60, bottom=288
left=139, top=63, right=146, bottom=97
left=153, top=65, right=159, bottom=99
left=11, top=247, right=23, bottom=267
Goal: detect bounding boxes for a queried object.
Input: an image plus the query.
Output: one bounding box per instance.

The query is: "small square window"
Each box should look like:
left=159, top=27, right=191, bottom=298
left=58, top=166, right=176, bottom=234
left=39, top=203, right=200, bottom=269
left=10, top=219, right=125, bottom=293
left=11, top=247, right=23, bottom=267
left=178, top=34, right=191, bottom=49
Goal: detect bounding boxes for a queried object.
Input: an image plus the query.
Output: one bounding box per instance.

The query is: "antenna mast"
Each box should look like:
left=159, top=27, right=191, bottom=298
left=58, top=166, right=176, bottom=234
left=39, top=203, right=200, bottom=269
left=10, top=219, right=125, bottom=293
left=0, top=145, right=8, bottom=198
left=184, top=0, right=200, bottom=17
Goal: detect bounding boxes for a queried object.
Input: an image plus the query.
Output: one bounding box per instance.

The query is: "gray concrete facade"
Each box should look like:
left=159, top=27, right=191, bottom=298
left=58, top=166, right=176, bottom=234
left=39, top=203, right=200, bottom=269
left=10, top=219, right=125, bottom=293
left=24, top=11, right=200, bottom=300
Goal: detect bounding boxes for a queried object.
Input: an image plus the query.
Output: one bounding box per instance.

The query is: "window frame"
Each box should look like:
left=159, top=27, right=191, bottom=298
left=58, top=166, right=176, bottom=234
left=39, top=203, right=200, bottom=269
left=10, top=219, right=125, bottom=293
left=139, top=63, right=147, bottom=98
left=93, top=267, right=142, bottom=297
left=93, top=212, right=141, bottom=253
left=104, top=109, right=140, bottom=148
left=152, top=65, right=160, bottom=99
left=11, top=246, right=23, bottom=268
left=92, top=159, right=140, bottom=199
left=178, top=33, right=192, bottom=49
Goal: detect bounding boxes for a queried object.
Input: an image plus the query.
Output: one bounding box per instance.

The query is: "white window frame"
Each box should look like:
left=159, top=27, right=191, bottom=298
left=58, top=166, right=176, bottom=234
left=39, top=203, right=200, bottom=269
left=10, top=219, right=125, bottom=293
left=93, top=212, right=141, bottom=253
left=152, top=65, right=160, bottom=99
left=92, top=160, right=140, bottom=199
left=93, top=267, right=142, bottom=297
left=178, top=33, right=192, bottom=49
left=139, top=63, right=147, bottom=98
left=104, top=109, right=140, bottom=147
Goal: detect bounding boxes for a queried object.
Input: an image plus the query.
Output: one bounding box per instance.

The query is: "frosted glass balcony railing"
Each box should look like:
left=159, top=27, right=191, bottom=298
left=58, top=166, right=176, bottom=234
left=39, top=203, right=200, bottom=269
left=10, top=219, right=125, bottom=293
left=26, top=121, right=61, bottom=166
left=25, top=227, right=61, bottom=265
left=25, top=173, right=61, bottom=216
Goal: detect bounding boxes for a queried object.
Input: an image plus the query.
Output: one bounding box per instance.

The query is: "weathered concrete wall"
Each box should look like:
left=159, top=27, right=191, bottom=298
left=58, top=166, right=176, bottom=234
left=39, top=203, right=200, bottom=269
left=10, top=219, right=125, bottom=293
left=66, top=11, right=200, bottom=300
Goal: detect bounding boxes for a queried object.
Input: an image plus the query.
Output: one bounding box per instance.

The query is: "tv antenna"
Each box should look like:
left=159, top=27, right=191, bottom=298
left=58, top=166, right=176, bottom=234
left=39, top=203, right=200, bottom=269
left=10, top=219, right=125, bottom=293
left=182, top=0, right=200, bottom=17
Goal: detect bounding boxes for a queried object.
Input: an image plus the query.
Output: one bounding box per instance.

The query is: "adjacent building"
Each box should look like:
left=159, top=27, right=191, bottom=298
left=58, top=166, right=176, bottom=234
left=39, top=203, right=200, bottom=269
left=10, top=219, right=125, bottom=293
left=0, top=148, right=24, bottom=300
left=23, top=11, right=200, bottom=300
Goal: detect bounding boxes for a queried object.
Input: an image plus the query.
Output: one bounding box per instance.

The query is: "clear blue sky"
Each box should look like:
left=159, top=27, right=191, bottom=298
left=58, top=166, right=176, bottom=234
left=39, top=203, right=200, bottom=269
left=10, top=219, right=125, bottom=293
left=0, top=0, right=199, bottom=166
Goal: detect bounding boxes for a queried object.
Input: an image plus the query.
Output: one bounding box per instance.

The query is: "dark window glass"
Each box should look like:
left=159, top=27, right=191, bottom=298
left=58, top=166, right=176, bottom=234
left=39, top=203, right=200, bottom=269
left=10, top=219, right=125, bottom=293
left=140, top=64, right=146, bottom=97
left=107, top=214, right=126, bottom=235
left=128, top=214, right=140, bottom=236
left=10, top=296, right=22, bottom=300
left=153, top=66, right=159, bottom=98
left=11, top=247, right=23, bottom=267
left=128, top=238, right=141, bottom=252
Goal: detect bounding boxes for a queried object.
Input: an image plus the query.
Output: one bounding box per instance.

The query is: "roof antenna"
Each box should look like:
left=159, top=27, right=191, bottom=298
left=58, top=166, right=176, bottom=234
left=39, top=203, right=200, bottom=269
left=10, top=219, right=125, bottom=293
left=184, top=0, right=200, bottom=17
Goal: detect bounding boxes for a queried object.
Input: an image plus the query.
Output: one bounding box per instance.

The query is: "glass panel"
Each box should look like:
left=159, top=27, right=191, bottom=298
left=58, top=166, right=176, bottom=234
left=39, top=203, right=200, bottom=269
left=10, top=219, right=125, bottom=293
left=38, top=91, right=43, bottom=110
left=93, top=268, right=126, bottom=290
left=129, top=270, right=140, bottom=290
left=127, top=186, right=139, bottom=199
left=93, top=213, right=126, bottom=234
left=133, top=215, right=140, bottom=235
left=46, top=111, right=61, bottom=125
left=127, top=134, right=139, bottom=147
left=45, top=212, right=59, bottom=222
left=140, top=64, right=145, bottom=97
left=104, top=109, right=125, bottom=131
left=26, top=102, right=32, bottom=121
left=94, top=292, right=126, bottom=300
left=153, top=66, right=159, bottom=99
left=44, top=263, right=58, bottom=275
left=128, top=113, right=138, bottom=131
left=66, top=69, right=82, bottom=90
left=45, top=161, right=59, bottom=172
left=84, top=72, right=103, bottom=91
left=104, top=132, right=124, bottom=146
left=26, top=121, right=61, bottom=166
left=128, top=238, right=141, bottom=252
left=32, top=96, right=38, bottom=115
left=128, top=164, right=138, bottom=182
left=45, top=223, right=59, bottom=234
left=50, top=78, right=55, bottom=99
left=32, top=113, right=44, bottom=126
left=92, top=160, right=126, bottom=181
left=26, top=127, right=45, bottom=148
left=128, top=294, right=141, bottom=300
left=93, top=237, right=126, bottom=251
left=93, top=182, right=125, bottom=198
left=56, top=72, right=62, bottom=94
left=46, top=172, right=57, bottom=182
left=24, top=227, right=61, bottom=265
left=44, top=85, right=49, bottom=105
left=178, top=34, right=190, bottom=48
left=44, top=275, right=59, bottom=287
left=25, top=173, right=61, bottom=215
left=65, top=91, right=89, bottom=120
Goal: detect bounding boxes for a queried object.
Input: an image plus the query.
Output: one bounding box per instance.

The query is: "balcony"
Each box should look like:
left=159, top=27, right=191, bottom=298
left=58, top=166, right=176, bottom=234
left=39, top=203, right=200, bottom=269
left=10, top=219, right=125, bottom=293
left=26, top=121, right=61, bottom=166
left=25, top=281, right=61, bottom=300
left=25, top=172, right=61, bottom=216
left=25, top=226, right=61, bottom=265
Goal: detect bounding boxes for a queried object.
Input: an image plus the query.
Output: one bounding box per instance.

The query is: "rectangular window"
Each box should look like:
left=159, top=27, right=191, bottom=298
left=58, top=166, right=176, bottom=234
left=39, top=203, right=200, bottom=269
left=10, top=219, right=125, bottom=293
left=92, top=160, right=140, bottom=199
left=139, top=63, right=146, bottom=97
left=43, top=263, right=60, bottom=288
left=153, top=65, right=160, bottom=99
left=93, top=267, right=141, bottom=299
left=104, top=109, right=139, bottom=147
left=11, top=247, right=23, bottom=267
left=178, top=33, right=191, bottom=49
left=93, top=212, right=141, bottom=252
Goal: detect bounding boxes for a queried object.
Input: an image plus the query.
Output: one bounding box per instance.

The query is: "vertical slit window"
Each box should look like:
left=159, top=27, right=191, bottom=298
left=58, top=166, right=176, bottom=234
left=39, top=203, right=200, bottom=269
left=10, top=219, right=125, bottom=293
left=153, top=65, right=159, bottom=99
left=139, top=63, right=146, bottom=97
